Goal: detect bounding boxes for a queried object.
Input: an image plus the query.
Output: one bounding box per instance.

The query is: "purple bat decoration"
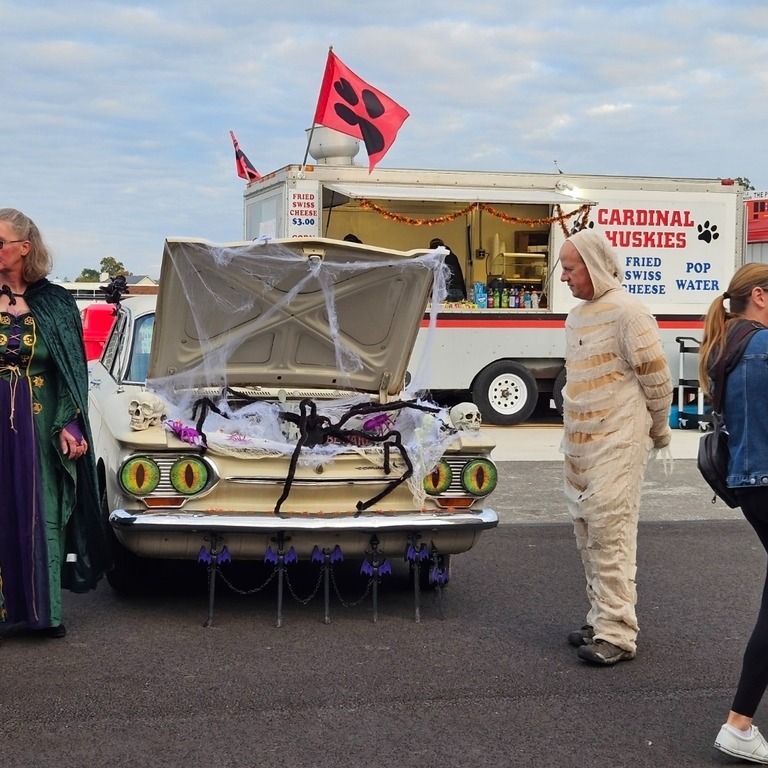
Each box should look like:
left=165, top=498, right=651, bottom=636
left=264, top=546, right=278, bottom=565
left=405, top=544, right=429, bottom=562
left=361, top=558, right=391, bottom=576
left=285, top=547, right=298, bottom=564
left=432, top=566, right=449, bottom=585
left=198, top=546, right=211, bottom=565
left=329, top=545, right=343, bottom=564
left=218, top=546, right=231, bottom=565
left=314, top=544, right=344, bottom=564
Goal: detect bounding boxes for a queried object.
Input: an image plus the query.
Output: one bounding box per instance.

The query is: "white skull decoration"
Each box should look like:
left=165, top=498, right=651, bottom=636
left=449, top=402, right=482, bottom=432
left=129, top=393, right=168, bottom=431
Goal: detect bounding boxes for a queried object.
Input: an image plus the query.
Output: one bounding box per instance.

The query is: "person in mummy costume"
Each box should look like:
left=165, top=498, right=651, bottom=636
left=559, top=228, right=673, bottom=666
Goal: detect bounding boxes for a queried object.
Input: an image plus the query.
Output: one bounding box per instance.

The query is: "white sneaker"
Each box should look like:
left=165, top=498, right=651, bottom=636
left=715, top=724, right=768, bottom=764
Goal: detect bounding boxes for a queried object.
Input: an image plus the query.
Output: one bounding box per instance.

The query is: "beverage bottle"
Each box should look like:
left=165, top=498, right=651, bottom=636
left=531, top=290, right=539, bottom=309
left=488, top=288, right=495, bottom=309
left=494, top=287, right=501, bottom=308
left=501, top=287, right=509, bottom=308
left=524, top=286, right=532, bottom=308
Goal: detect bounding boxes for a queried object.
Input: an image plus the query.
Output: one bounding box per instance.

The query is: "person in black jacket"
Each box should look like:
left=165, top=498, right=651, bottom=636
left=429, top=238, right=466, bottom=301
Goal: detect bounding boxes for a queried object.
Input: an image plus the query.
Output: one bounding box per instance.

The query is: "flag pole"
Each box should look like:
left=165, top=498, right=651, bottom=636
left=300, top=45, right=333, bottom=178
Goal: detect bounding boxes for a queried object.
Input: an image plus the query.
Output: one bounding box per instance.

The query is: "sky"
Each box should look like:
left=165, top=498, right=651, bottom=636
left=5, top=0, right=768, bottom=280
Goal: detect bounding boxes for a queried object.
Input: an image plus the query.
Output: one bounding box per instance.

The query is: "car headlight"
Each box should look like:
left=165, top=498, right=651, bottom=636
left=118, top=453, right=218, bottom=507
left=461, top=458, right=498, bottom=496
left=120, top=457, right=161, bottom=496
left=423, top=456, right=498, bottom=506
left=423, top=459, right=453, bottom=496
left=169, top=456, right=210, bottom=495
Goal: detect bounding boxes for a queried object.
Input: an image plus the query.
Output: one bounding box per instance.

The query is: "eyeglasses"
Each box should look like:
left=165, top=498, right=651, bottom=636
left=0, top=240, right=25, bottom=249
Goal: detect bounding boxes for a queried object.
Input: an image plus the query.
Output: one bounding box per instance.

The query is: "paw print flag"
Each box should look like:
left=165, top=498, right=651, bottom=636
left=313, top=50, right=409, bottom=172
left=229, top=130, right=261, bottom=182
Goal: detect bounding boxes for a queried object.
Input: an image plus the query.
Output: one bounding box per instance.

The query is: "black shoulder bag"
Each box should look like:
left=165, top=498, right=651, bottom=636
left=697, top=322, right=762, bottom=507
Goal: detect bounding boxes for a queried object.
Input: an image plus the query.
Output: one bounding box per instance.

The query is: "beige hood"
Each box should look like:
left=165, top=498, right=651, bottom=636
left=568, top=229, right=623, bottom=300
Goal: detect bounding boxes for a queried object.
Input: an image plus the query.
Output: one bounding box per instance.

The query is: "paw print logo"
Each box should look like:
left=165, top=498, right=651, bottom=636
left=332, top=78, right=386, bottom=155
left=570, top=219, right=595, bottom=235
left=697, top=221, right=719, bottom=243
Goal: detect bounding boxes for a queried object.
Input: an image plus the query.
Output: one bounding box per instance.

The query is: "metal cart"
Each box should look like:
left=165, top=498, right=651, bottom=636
left=674, top=336, right=711, bottom=431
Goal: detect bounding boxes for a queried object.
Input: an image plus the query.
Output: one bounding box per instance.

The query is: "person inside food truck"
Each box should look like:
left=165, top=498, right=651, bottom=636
left=429, top=238, right=466, bottom=301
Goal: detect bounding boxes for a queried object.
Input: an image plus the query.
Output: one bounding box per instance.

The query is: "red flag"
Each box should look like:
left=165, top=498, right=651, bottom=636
left=229, top=131, right=261, bottom=182
left=313, top=51, right=409, bottom=172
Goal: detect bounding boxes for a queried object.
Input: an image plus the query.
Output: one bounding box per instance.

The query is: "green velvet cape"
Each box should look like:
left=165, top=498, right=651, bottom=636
left=26, top=279, right=112, bottom=592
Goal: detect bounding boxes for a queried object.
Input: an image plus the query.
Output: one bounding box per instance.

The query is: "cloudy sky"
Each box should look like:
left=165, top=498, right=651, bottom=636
left=5, top=0, right=767, bottom=280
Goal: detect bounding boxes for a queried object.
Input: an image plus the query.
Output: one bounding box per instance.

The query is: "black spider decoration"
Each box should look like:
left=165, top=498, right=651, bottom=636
left=274, top=398, right=440, bottom=517
left=187, top=391, right=441, bottom=517
left=100, top=274, right=130, bottom=314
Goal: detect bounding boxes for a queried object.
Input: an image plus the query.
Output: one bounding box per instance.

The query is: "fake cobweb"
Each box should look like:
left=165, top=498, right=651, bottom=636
left=142, top=237, right=459, bottom=510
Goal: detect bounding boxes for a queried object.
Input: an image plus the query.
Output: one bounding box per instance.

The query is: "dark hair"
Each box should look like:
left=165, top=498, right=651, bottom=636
left=343, top=233, right=362, bottom=243
left=429, top=238, right=445, bottom=249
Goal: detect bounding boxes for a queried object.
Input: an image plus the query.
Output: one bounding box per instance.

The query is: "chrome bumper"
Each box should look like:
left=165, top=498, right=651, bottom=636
left=110, top=508, right=499, bottom=534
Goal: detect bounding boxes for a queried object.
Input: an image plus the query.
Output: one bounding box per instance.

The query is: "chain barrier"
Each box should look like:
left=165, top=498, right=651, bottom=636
left=329, top=565, right=373, bottom=607
left=213, top=560, right=372, bottom=608
left=284, top=567, right=324, bottom=605
left=216, top=564, right=278, bottom=595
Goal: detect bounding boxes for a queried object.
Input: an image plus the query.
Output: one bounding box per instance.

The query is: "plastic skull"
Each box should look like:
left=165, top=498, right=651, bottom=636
left=449, top=402, right=482, bottom=431
left=129, top=393, right=168, bottom=431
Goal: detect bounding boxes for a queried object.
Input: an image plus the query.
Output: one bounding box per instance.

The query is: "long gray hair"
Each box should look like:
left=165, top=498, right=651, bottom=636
left=0, top=208, right=52, bottom=282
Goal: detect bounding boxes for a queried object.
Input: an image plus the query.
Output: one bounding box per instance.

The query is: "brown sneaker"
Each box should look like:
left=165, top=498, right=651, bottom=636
left=567, top=624, right=595, bottom=647
left=577, top=639, right=635, bottom=665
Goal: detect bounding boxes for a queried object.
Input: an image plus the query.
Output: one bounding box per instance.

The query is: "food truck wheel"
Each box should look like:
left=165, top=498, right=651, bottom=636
left=472, top=361, right=538, bottom=425
left=552, top=368, right=567, bottom=416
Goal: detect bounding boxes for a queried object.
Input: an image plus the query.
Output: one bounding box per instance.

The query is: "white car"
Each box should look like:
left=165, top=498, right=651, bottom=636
left=88, top=238, right=498, bottom=609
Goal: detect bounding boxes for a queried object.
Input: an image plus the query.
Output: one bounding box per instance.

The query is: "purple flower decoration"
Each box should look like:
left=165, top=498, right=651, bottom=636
left=164, top=419, right=206, bottom=447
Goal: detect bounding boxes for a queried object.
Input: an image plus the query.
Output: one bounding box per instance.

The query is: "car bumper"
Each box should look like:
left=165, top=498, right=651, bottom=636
left=110, top=508, right=499, bottom=533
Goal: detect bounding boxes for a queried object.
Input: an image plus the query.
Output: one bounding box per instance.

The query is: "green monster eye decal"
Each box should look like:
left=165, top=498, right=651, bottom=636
left=121, top=457, right=161, bottom=495
left=423, top=460, right=453, bottom=495
left=461, top=459, right=498, bottom=496
left=169, top=457, right=209, bottom=495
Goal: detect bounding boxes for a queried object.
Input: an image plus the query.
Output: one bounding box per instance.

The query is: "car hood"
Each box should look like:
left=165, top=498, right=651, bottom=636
left=149, top=237, right=439, bottom=396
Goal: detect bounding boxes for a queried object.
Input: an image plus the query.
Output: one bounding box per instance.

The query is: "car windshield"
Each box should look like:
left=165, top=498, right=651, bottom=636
left=127, top=313, right=155, bottom=382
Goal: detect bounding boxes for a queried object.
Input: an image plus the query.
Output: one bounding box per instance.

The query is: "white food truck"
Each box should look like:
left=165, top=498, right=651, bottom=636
left=243, top=130, right=745, bottom=424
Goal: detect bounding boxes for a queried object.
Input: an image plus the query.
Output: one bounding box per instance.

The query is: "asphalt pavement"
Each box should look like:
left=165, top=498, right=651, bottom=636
left=0, top=425, right=760, bottom=768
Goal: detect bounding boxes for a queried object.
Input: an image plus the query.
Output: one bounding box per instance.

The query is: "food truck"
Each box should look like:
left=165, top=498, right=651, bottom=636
left=243, top=130, right=745, bottom=424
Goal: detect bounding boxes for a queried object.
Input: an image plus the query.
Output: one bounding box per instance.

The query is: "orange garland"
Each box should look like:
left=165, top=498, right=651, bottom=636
left=358, top=199, right=592, bottom=238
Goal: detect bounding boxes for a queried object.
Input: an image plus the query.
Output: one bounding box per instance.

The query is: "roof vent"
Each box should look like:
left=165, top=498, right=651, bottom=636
left=306, top=126, right=360, bottom=165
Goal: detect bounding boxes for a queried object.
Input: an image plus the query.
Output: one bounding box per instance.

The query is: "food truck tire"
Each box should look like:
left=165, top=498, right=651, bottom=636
left=552, top=368, right=567, bottom=416
left=472, top=361, right=538, bottom=425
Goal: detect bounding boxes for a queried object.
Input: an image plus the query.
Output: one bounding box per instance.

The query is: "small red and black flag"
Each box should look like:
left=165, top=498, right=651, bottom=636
left=229, top=130, right=261, bottom=182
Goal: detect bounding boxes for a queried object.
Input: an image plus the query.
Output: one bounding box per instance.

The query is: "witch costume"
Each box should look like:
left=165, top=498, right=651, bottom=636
left=0, top=279, right=110, bottom=630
